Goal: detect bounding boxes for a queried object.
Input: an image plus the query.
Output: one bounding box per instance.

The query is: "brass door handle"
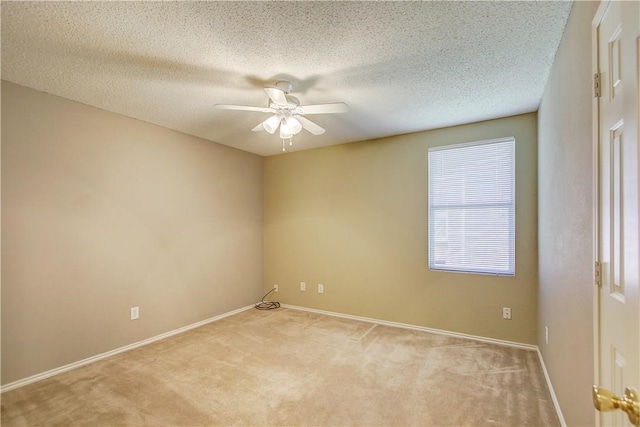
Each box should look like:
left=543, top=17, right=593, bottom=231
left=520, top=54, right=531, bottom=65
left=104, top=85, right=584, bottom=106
left=593, top=385, right=640, bottom=426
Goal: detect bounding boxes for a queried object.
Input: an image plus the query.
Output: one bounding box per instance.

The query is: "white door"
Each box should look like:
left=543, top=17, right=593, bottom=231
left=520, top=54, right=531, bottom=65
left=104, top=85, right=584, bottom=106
left=593, top=1, right=640, bottom=426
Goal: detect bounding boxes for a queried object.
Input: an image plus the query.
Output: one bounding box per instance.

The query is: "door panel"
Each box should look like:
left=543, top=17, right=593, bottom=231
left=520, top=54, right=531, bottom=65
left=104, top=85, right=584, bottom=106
left=594, top=0, right=640, bottom=426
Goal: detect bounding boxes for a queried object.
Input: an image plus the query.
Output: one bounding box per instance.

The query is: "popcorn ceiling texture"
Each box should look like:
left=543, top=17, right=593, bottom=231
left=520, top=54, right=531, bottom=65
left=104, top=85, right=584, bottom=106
left=1, top=1, right=572, bottom=156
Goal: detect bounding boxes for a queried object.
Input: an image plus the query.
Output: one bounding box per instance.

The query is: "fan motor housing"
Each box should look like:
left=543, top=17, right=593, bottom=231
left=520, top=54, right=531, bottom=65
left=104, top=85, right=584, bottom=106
left=271, top=95, right=299, bottom=111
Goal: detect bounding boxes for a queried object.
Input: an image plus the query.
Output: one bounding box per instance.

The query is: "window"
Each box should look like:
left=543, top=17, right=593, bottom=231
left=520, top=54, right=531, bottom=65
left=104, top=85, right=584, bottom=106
left=428, top=137, right=515, bottom=275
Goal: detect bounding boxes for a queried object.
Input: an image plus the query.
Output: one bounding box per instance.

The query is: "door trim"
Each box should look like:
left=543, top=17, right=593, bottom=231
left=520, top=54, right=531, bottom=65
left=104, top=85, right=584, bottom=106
left=592, top=2, right=606, bottom=426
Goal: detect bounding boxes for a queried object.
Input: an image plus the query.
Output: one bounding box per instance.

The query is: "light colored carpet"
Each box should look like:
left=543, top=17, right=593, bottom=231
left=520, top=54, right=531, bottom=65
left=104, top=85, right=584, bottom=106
left=1, top=307, right=559, bottom=426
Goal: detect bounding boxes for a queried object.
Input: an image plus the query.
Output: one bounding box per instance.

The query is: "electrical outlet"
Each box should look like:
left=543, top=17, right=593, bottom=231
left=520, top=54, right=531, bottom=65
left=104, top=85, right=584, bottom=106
left=273, top=284, right=278, bottom=293
left=502, top=307, right=511, bottom=320
left=300, top=282, right=306, bottom=291
left=130, top=306, right=139, bottom=320
left=318, top=284, right=324, bottom=294
left=545, top=326, right=549, bottom=344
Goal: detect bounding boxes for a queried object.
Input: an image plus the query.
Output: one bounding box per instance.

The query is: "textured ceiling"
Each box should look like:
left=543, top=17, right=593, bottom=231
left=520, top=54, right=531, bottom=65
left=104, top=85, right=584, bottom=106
left=1, top=1, right=573, bottom=157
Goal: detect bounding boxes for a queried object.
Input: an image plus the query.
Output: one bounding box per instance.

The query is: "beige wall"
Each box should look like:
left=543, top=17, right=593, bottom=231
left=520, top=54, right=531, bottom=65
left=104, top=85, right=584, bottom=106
left=537, top=1, right=599, bottom=426
left=1, top=81, right=264, bottom=385
left=265, top=113, right=538, bottom=344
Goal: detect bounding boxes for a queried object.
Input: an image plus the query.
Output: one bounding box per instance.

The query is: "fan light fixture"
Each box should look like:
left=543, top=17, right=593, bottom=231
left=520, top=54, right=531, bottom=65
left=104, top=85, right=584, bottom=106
left=279, top=120, right=293, bottom=150
left=285, top=116, right=302, bottom=134
left=215, top=80, right=349, bottom=151
left=262, top=115, right=280, bottom=134
left=275, top=116, right=303, bottom=150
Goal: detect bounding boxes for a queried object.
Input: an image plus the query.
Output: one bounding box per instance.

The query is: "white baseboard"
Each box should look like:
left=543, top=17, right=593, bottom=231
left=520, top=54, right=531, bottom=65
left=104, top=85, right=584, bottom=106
left=281, top=304, right=538, bottom=350
left=536, top=348, right=567, bottom=427
left=1, top=304, right=254, bottom=394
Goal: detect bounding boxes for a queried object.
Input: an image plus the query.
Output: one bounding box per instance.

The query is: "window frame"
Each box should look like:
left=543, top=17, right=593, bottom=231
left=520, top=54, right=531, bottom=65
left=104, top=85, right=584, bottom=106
left=427, top=136, right=516, bottom=276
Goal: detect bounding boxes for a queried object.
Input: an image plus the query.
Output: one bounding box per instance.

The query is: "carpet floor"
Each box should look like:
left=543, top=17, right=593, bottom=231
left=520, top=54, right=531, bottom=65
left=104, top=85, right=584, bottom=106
left=1, top=307, right=560, bottom=426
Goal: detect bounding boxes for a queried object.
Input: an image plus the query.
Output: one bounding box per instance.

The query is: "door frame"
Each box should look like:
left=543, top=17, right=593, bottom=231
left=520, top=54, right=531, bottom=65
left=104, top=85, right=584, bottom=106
left=591, top=2, right=604, bottom=426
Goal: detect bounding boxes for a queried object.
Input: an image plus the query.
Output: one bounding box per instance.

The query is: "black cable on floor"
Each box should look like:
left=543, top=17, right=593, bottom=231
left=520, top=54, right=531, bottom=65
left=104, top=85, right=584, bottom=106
left=254, top=288, right=280, bottom=310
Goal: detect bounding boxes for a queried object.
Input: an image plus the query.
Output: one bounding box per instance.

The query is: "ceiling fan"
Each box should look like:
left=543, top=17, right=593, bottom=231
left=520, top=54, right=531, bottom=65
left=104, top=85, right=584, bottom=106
left=215, top=81, right=349, bottom=151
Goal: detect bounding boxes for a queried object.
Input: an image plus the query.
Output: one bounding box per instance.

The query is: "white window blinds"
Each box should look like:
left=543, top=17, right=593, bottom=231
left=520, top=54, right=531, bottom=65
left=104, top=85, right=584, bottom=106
left=428, top=137, right=515, bottom=275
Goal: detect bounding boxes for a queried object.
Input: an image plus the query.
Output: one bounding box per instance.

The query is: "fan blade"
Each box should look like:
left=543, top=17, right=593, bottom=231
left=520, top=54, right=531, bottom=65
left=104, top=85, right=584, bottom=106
left=296, top=115, right=325, bottom=135
left=298, top=102, right=349, bottom=115
left=215, top=104, right=275, bottom=113
left=251, top=123, right=264, bottom=132
left=264, top=87, right=288, bottom=105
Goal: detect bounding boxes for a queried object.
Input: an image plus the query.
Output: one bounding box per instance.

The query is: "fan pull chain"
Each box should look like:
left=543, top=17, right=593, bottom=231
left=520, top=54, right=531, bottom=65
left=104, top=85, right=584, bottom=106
left=281, top=137, right=292, bottom=151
